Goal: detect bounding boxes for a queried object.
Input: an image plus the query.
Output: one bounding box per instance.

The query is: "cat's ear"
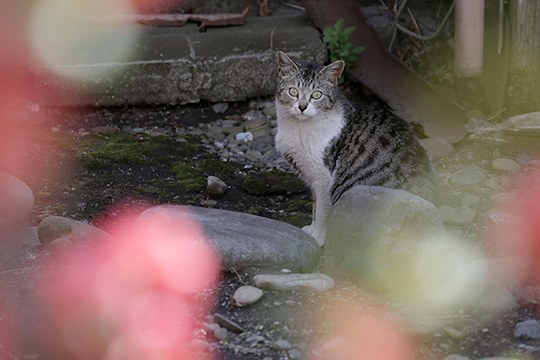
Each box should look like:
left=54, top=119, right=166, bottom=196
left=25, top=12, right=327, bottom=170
left=276, top=51, right=299, bottom=76
left=319, top=60, right=345, bottom=84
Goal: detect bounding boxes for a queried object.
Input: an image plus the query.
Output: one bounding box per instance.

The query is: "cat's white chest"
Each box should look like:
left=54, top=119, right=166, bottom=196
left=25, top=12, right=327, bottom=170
left=275, top=109, right=344, bottom=183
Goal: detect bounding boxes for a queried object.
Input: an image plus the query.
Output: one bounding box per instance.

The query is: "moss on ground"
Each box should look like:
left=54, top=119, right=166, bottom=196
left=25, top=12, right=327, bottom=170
left=280, top=213, right=311, bottom=228
left=77, top=133, right=202, bottom=168
left=170, top=161, right=206, bottom=193
left=243, top=170, right=306, bottom=195
left=286, top=199, right=312, bottom=213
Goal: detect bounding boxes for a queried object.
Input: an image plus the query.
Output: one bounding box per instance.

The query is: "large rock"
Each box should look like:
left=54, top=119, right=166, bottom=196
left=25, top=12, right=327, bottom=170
left=137, top=205, right=320, bottom=272
left=324, top=186, right=499, bottom=331
left=0, top=172, right=34, bottom=235
left=324, top=185, right=445, bottom=281
left=469, top=111, right=540, bottom=153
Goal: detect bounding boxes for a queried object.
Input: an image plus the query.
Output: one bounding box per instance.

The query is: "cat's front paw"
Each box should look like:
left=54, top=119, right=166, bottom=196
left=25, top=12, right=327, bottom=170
left=302, top=224, right=315, bottom=236
left=302, top=225, right=326, bottom=247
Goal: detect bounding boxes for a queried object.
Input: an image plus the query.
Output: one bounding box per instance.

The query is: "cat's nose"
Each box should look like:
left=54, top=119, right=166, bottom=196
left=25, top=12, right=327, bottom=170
left=298, top=104, right=307, bottom=112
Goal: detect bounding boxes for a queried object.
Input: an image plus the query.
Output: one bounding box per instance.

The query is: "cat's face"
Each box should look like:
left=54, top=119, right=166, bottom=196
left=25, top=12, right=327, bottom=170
left=275, top=51, right=345, bottom=119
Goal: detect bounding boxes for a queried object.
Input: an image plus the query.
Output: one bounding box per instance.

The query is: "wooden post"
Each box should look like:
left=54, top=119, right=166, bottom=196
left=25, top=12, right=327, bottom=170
left=507, top=0, right=540, bottom=113
left=454, top=0, right=485, bottom=77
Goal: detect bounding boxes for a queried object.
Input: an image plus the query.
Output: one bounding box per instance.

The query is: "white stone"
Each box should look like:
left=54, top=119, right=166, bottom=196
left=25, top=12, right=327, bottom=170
left=235, top=132, right=253, bottom=142
left=233, top=285, right=264, bottom=307
left=253, top=273, right=335, bottom=292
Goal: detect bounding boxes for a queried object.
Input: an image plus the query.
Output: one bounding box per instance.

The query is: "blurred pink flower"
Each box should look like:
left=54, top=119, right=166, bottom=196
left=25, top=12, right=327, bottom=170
left=38, top=206, right=220, bottom=359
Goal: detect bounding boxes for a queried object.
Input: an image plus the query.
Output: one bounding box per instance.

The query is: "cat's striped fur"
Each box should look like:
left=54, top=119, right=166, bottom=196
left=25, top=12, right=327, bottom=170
left=274, top=51, right=435, bottom=246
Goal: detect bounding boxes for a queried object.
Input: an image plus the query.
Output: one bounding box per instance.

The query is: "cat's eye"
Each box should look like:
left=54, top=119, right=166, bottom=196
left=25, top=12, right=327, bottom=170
left=288, top=87, right=299, bottom=97
left=311, top=91, right=323, bottom=99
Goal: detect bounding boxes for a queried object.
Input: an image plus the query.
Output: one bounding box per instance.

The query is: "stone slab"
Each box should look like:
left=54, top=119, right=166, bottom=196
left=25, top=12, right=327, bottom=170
left=137, top=205, right=321, bottom=273
left=33, top=15, right=326, bottom=106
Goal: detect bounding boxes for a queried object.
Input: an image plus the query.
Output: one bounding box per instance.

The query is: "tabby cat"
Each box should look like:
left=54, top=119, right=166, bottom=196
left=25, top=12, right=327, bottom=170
left=274, top=51, right=434, bottom=246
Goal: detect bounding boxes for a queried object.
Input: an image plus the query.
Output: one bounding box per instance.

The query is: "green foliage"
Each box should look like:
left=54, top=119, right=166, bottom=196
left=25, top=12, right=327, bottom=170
left=323, top=18, right=364, bottom=68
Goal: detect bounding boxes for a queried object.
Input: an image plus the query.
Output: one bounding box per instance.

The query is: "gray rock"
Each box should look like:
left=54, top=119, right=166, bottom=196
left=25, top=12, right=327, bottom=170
left=137, top=205, right=320, bottom=272
left=514, top=319, right=540, bottom=339
left=37, top=215, right=112, bottom=246
left=324, top=185, right=445, bottom=282
left=207, top=176, right=227, bottom=197
left=449, top=165, right=487, bottom=186
left=212, top=102, right=229, bottom=114
left=492, top=158, right=520, bottom=173
left=438, top=205, right=477, bottom=225
left=274, top=339, right=292, bottom=350
left=0, top=171, right=34, bottom=234
left=419, top=137, right=454, bottom=159
left=233, top=286, right=264, bottom=307
left=245, top=150, right=263, bottom=162
left=461, top=194, right=481, bottom=207
left=213, top=327, right=228, bottom=341
left=288, top=349, right=302, bottom=359
left=253, top=273, right=335, bottom=292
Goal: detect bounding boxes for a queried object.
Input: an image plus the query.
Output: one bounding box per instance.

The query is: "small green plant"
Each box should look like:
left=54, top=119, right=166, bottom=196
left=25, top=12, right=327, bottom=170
left=323, top=18, right=364, bottom=68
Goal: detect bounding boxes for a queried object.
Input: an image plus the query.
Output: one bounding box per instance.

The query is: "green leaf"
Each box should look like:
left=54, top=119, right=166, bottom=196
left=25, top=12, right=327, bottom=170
left=343, top=26, right=355, bottom=36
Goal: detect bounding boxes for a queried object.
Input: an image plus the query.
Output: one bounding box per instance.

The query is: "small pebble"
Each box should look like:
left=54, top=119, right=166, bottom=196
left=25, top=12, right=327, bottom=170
left=274, top=339, right=292, bottom=350
left=213, top=327, right=228, bottom=341
left=233, top=286, right=264, bottom=307
left=288, top=349, right=302, bottom=359
left=207, top=176, right=228, bottom=197
left=449, top=165, right=487, bottom=186
left=235, top=132, right=254, bottom=142
left=212, top=102, right=229, bottom=114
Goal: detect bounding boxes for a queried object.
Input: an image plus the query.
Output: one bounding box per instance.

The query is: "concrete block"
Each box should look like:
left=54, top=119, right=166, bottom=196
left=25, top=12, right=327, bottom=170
left=33, top=15, right=327, bottom=106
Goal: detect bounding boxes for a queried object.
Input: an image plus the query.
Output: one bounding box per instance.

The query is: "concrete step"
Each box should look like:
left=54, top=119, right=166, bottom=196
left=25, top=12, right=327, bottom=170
left=33, top=15, right=326, bottom=106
